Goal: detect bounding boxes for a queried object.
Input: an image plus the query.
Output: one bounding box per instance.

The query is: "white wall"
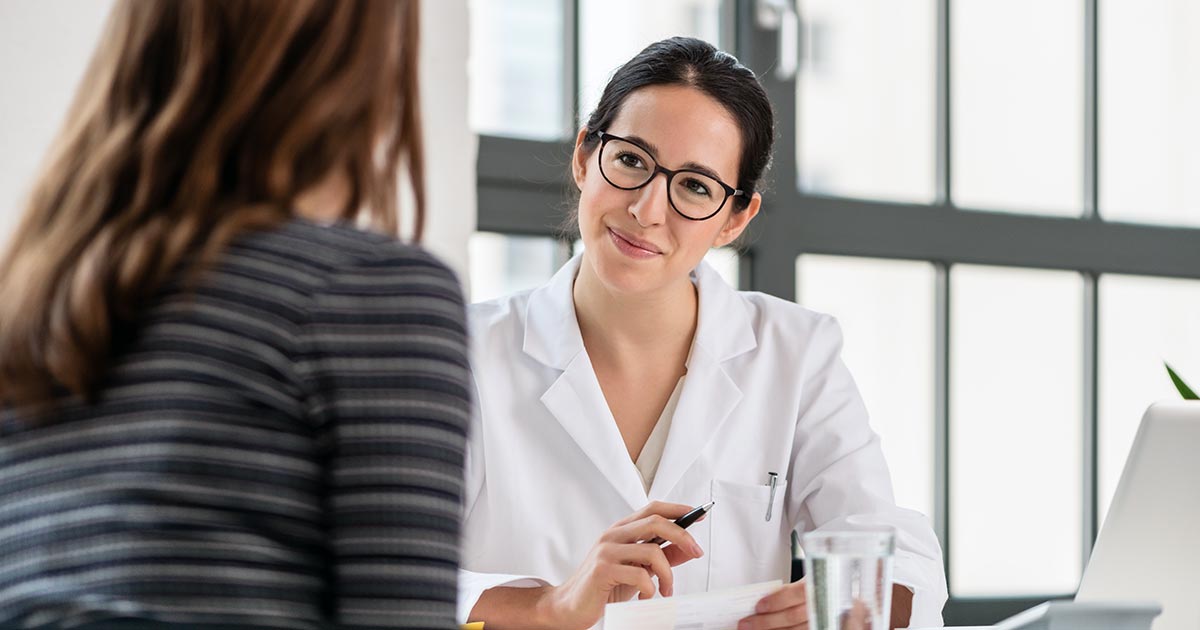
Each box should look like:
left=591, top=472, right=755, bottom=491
left=0, top=0, right=475, bottom=280
left=418, top=0, right=476, bottom=280
left=0, top=0, right=114, bottom=252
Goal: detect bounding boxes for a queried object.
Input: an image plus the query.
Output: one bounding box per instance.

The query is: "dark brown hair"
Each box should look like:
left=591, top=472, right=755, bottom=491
left=0, top=0, right=424, bottom=410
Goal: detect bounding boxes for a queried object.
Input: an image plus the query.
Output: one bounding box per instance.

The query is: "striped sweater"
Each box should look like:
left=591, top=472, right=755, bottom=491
left=0, top=220, right=470, bottom=629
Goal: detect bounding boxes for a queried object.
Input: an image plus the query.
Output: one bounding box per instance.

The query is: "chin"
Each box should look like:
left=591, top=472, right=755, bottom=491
left=587, top=244, right=672, bottom=296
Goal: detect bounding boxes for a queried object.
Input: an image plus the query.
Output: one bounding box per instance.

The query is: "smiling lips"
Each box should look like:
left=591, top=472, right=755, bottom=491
left=607, top=227, right=663, bottom=259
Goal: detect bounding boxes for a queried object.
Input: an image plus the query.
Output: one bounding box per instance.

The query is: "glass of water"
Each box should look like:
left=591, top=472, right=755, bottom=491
left=801, top=529, right=896, bottom=630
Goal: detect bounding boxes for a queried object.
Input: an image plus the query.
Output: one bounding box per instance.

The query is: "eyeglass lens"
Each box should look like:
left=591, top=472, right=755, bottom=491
left=600, top=138, right=726, bottom=219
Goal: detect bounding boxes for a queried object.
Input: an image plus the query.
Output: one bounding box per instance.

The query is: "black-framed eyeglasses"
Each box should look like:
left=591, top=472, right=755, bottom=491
left=595, top=131, right=745, bottom=221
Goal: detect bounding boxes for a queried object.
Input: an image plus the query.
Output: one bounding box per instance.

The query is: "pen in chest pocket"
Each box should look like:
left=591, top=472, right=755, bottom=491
left=765, top=472, right=778, bottom=521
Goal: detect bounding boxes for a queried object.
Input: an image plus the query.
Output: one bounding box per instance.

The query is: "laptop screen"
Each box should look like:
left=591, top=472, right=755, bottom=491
left=1075, top=402, right=1200, bottom=630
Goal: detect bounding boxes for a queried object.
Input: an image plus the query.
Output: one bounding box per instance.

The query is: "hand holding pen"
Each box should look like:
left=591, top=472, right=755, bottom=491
left=534, top=501, right=710, bottom=630
left=642, top=500, right=714, bottom=546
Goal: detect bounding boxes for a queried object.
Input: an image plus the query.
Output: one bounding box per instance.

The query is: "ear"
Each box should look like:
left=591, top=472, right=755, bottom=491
left=571, top=127, right=592, bottom=190
left=712, top=192, right=761, bottom=248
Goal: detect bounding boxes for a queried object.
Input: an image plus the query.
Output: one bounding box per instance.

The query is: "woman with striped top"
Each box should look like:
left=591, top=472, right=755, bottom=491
left=0, top=2, right=467, bottom=628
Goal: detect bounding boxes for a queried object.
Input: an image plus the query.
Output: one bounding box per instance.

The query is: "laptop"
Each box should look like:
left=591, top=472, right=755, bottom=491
left=1075, top=401, right=1200, bottom=630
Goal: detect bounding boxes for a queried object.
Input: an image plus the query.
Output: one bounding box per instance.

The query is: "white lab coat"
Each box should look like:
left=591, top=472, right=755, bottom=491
left=459, top=255, right=948, bottom=626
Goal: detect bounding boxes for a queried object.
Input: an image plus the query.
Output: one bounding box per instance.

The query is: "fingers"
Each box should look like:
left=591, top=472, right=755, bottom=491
left=612, top=501, right=694, bottom=527
left=755, top=580, right=806, bottom=614
left=662, top=541, right=699, bottom=567
left=609, top=564, right=657, bottom=601
left=604, top=514, right=704, bottom=559
left=737, top=605, right=808, bottom=630
left=841, top=599, right=870, bottom=630
left=597, top=541, right=675, bottom=597
left=616, top=541, right=676, bottom=597
left=737, top=582, right=809, bottom=630
left=593, top=501, right=709, bottom=604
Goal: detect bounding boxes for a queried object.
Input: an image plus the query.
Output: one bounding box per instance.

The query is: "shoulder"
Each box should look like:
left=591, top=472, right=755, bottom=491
left=715, top=286, right=849, bottom=364
left=227, top=221, right=466, bottom=342
left=234, top=219, right=463, bottom=301
left=467, top=289, right=534, bottom=345
left=738, top=290, right=841, bottom=338
left=300, top=221, right=458, bottom=288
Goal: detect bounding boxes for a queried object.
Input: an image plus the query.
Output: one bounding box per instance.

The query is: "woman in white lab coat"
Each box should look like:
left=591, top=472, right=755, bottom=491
left=460, top=37, right=948, bottom=630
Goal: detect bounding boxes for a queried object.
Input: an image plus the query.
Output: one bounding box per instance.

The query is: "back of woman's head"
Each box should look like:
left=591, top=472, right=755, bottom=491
left=0, top=0, right=423, bottom=411
left=581, top=36, right=775, bottom=210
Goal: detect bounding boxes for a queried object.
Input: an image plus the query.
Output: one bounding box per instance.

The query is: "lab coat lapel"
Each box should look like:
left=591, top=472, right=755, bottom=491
left=525, top=256, right=649, bottom=513
left=648, top=261, right=757, bottom=500
left=540, top=354, right=650, bottom=513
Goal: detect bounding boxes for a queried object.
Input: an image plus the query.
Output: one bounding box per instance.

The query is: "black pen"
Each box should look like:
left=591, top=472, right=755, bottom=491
left=643, top=501, right=715, bottom=546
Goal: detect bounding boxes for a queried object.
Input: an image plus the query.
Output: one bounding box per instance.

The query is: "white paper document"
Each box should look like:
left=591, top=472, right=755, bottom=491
left=603, top=580, right=783, bottom=630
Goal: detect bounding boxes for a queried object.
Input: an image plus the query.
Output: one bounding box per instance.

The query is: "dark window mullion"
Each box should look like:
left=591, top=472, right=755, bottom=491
left=722, top=0, right=739, bottom=58
left=936, top=0, right=952, bottom=206
left=565, top=0, right=579, bottom=132
left=730, top=0, right=752, bottom=290
left=1082, top=0, right=1101, bottom=573
left=934, top=0, right=953, bottom=597
left=738, top=0, right=799, bottom=300
left=1083, top=273, right=1100, bottom=564
left=1084, top=0, right=1100, bottom=219
left=935, top=262, right=952, bottom=592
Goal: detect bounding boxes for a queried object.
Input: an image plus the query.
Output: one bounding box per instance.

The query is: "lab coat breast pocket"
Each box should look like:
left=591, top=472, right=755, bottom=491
left=707, top=478, right=791, bottom=591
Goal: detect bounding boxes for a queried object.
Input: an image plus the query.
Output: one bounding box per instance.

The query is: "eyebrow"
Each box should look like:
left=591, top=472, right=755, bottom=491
left=623, top=134, right=730, bottom=184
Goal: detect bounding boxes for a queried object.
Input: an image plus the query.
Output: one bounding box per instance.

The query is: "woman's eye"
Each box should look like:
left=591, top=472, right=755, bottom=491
left=683, top=178, right=712, bottom=197
left=617, top=153, right=645, bottom=169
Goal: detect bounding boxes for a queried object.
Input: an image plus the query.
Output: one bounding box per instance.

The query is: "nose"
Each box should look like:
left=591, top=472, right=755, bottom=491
left=628, top=170, right=670, bottom=227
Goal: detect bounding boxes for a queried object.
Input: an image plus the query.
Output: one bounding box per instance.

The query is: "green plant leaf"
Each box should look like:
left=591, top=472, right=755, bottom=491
left=1165, top=363, right=1199, bottom=400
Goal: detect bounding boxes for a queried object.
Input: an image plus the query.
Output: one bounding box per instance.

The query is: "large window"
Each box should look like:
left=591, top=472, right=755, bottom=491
left=471, top=1, right=1200, bottom=624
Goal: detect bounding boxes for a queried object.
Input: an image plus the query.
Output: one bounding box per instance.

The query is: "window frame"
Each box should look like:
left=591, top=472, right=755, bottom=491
left=473, top=0, right=1200, bottom=623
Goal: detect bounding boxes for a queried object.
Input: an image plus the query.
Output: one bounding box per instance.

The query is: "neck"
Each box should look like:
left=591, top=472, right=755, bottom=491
left=572, top=254, right=698, bottom=369
left=295, top=168, right=350, bottom=223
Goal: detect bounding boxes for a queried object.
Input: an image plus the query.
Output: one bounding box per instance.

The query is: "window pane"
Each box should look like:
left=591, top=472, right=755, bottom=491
left=469, top=0, right=565, bottom=140
left=1098, top=275, right=1200, bottom=523
left=578, top=0, right=722, bottom=122
left=1100, top=0, right=1200, bottom=227
left=468, top=232, right=565, bottom=303
left=950, top=265, right=1083, bottom=596
left=951, top=0, right=1083, bottom=216
left=796, top=0, right=936, bottom=204
left=796, top=255, right=936, bottom=520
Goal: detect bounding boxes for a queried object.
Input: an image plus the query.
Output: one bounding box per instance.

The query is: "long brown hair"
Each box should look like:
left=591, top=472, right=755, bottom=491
left=0, top=0, right=425, bottom=411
